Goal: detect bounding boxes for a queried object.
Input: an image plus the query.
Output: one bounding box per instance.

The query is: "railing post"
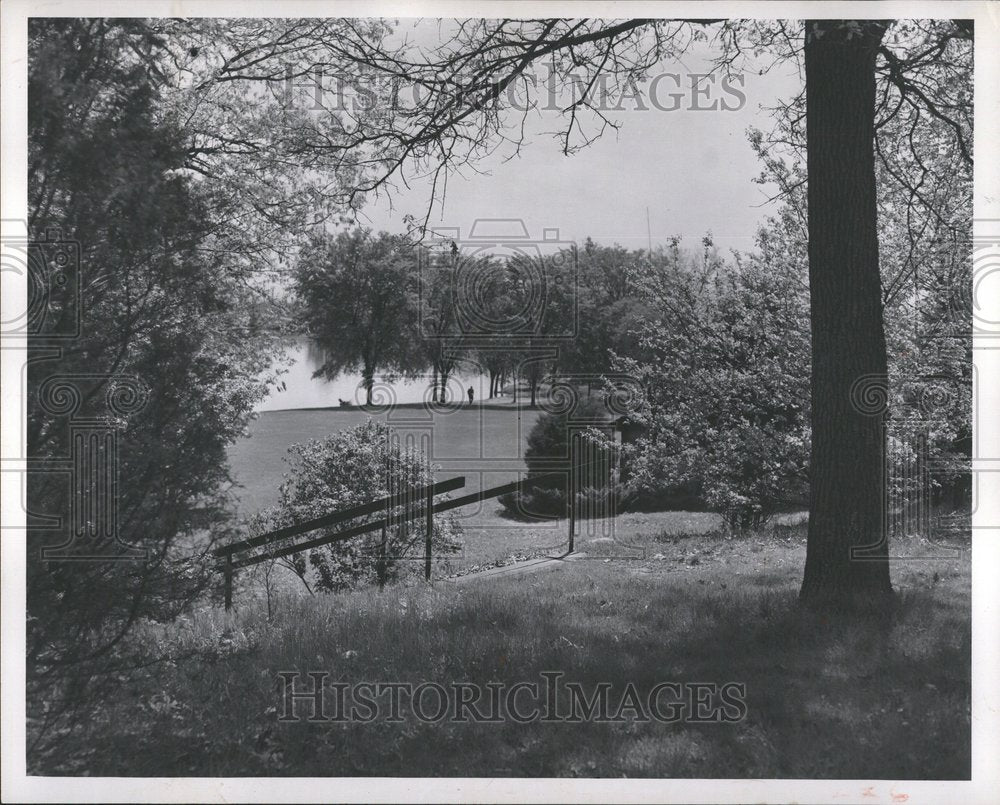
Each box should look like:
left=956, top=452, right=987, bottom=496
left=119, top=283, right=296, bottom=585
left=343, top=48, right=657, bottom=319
left=224, top=553, right=233, bottom=612
left=378, top=445, right=390, bottom=589
left=425, top=482, right=433, bottom=582
left=568, top=433, right=576, bottom=554
left=377, top=524, right=388, bottom=589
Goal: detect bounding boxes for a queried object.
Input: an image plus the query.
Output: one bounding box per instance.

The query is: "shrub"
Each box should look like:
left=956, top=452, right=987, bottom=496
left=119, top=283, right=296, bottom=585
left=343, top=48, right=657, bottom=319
left=615, top=245, right=811, bottom=528
left=253, top=420, right=462, bottom=592
left=500, top=395, right=623, bottom=518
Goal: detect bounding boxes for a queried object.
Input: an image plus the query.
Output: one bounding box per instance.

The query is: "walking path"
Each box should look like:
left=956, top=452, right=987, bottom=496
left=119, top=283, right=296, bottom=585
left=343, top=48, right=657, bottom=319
left=443, top=552, right=588, bottom=585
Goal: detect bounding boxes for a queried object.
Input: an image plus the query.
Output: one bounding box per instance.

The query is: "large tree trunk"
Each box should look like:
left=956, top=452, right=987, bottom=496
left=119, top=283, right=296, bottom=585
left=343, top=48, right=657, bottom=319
left=363, top=365, right=374, bottom=406
left=800, top=20, right=893, bottom=611
left=440, top=368, right=450, bottom=402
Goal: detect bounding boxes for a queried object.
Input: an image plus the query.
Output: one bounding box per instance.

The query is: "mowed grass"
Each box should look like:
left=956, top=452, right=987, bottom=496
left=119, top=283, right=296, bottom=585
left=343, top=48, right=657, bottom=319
left=226, top=406, right=727, bottom=575
left=32, top=524, right=970, bottom=779
left=226, top=405, right=543, bottom=515
left=227, top=404, right=636, bottom=573
left=448, top=508, right=724, bottom=571
left=65, top=409, right=963, bottom=780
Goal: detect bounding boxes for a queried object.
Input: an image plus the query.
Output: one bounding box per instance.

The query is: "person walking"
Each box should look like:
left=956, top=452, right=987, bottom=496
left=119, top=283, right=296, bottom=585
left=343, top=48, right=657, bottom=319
left=467, top=386, right=475, bottom=406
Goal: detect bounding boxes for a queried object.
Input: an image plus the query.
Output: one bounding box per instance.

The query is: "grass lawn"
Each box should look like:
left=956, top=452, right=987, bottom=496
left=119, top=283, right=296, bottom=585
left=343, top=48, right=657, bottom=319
left=226, top=406, right=734, bottom=578
left=30, top=521, right=971, bottom=779
left=42, top=407, right=966, bottom=779
left=445, top=508, right=725, bottom=572
left=226, top=405, right=543, bottom=515
left=226, top=404, right=629, bottom=574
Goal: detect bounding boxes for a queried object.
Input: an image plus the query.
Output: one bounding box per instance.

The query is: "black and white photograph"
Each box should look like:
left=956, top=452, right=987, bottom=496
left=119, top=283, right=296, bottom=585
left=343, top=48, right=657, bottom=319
left=1, top=1, right=998, bottom=802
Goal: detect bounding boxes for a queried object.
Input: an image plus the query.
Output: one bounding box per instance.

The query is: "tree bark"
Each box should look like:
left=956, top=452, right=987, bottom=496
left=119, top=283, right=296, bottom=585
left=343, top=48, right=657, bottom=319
left=800, top=20, right=893, bottom=611
left=363, top=365, right=374, bottom=406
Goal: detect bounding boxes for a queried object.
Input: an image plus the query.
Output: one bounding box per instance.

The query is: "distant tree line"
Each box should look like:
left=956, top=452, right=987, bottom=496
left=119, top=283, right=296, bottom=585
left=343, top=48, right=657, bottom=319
left=295, top=206, right=970, bottom=533
left=293, top=229, right=649, bottom=406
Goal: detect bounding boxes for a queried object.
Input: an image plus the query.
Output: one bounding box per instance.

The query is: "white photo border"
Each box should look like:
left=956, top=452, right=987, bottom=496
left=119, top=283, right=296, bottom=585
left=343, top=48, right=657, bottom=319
left=2, top=2, right=997, bottom=803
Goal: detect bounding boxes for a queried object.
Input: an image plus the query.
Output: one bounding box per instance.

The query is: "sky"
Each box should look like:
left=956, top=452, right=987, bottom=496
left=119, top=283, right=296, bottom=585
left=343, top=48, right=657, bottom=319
left=352, top=28, right=805, bottom=256
left=261, top=25, right=807, bottom=411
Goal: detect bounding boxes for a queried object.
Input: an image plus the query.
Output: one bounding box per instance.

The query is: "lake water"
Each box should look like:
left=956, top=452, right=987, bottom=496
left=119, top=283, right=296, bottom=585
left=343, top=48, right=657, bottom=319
left=258, top=338, right=492, bottom=411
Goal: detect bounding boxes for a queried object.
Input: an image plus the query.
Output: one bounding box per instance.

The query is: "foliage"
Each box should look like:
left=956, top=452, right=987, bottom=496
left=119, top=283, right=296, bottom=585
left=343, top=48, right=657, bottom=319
left=128, top=18, right=392, bottom=260
left=409, top=242, right=468, bottom=402
left=614, top=20, right=973, bottom=529
left=26, top=17, right=283, bottom=716
left=252, top=421, right=462, bottom=592
left=749, top=18, right=973, bottom=516
left=557, top=238, right=654, bottom=379
left=615, top=235, right=811, bottom=530
left=293, top=229, right=421, bottom=404
left=500, top=395, right=620, bottom=517
left=875, top=35, right=973, bottom=517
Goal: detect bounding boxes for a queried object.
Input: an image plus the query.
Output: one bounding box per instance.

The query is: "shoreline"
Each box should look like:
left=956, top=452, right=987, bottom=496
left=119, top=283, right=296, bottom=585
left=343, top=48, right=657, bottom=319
left=258, top=400, right=554, bottom=414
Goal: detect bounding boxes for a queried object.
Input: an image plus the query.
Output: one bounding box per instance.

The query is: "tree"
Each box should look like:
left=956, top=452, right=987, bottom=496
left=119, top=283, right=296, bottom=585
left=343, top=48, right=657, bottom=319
left=465, top=255, right=521, bottom=399
left=308, top=17, right=969, bottom=613
left=618, top=72, right=971, bottom=533
left=412, top=242, right=466, bottom=402
left=874, top=25, right=973, bottom=528
left=559, top=239, right=657, bottom=390
left=618, top=236, right=811, bottom=530
left=507, top=250, right=578, bottom=406
left=554, top=241, right=619, bottom=384
left=127, top=18, right=393, bottom=264
left=789, top=21, right=971, bottom=605
left=27, top=19, right=283, bottom=738
left=798, top=21, right=893, bottom=604
left=500, top=396, right=618, bottom=518
left=104, top=17, right=971, bottom=613
left=294, top=228, right=420, bottom=405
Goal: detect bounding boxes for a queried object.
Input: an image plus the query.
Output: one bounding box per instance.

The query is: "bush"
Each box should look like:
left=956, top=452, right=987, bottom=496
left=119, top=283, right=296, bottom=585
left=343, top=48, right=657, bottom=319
left=615, top=246, right=811, bottom=528
left=500, top=395, right=624, bottom=518
left=252, top=421, right=462, bottom=592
